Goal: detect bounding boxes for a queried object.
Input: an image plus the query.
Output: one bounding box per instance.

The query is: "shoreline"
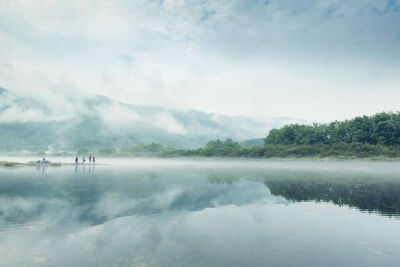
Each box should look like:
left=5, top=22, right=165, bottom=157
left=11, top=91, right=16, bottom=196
left=0, top=161, right=107, bottom=167
left=0, top=156, right=399, bottom=168
left=0, top=161, right=70, bottom=167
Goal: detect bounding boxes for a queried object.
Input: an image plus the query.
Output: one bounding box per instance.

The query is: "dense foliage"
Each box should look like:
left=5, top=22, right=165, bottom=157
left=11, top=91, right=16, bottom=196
left=82, top=112, right=400, bottom=159
left=91, top=140, right=400, bottom=159
left=162, top=142, right=400, bottom=158
left=264, top=112, right=400, bottom=146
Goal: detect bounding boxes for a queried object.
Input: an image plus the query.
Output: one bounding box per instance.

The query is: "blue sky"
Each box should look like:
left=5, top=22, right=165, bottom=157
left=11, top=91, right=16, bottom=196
left=0, top=0, right=399, bottom=121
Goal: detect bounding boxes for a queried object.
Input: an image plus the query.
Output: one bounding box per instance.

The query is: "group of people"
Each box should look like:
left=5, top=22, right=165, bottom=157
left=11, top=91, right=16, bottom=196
left=36, top=157, right=47, bottom=165
left=75, top=154, right=95, bottom=165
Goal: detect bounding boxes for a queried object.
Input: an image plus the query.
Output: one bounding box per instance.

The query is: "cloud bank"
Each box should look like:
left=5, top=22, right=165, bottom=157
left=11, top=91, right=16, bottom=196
left=0, top=0, right=399, bottom=121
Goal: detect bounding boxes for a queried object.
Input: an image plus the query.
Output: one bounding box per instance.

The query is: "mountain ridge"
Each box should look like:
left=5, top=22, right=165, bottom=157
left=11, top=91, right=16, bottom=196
left=0, top=87, right=304, bottom=152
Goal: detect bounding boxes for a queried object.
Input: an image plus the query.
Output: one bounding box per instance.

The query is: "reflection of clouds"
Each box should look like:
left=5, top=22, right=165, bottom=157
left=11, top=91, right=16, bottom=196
left=212, top=180, right=286, bottom=206
left=1, top=164, right=400, bottom=266
left=0, top=168, right=263, bottom=265
left=0, top=197, right=71, bottom=225
left=0, top=171, right=285, bottom=228
left=0, top=167, right=284, bottom=227
left=91, top=178, right=285, bottom=223
left=3, top=202, right=400, bottom=267
left=0, top=176, right=290, bottom=265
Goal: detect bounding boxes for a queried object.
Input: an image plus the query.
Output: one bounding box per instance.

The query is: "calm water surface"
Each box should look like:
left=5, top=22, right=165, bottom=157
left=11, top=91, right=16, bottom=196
left=1, top=158, right=400, bottom=266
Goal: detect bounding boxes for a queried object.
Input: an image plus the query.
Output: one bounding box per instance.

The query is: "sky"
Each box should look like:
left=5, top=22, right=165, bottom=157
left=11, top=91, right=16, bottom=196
left=0, top=0, right=399, bottom=122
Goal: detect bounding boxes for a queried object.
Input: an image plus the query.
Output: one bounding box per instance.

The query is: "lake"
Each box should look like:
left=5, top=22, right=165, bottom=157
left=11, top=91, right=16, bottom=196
left=1, top=158, right=400, bottom=266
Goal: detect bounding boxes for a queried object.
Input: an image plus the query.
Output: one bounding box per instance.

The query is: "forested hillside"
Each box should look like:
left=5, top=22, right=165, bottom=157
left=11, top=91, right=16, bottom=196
left=264, top=112, right=400, bottom=146
left=157, top=112, right=400, bottom=158
left=0, top=88, right=297, bottom=152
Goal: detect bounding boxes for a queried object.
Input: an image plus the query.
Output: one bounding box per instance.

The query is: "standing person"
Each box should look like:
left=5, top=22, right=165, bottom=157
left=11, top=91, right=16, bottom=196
left=75, top=156, right=78, bottom=164
left=93, top=156, right=95, bottom=164
left=89, top=155, right=92, bottom=164
left=42, top=157, right=46, bottom=165
left=82, top=157, right=86, bottom=165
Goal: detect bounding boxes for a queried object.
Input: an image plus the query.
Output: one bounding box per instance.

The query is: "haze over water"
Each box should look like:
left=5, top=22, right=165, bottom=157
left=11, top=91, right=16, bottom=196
left=1, top=159, right=400, bottom=266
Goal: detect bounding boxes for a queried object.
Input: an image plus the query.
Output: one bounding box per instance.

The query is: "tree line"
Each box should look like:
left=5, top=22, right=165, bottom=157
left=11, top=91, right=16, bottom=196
left=87, top=112, right=400, bottom=158
left=264, top=112, right=400, bottom=146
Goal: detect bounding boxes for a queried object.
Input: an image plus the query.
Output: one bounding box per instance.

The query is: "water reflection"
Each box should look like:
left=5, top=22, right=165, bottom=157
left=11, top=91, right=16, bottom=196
left=0, top=160, right=400, bottom=266
left=35, top=162, right=47, bottom=174
left=1, top=163, right=400, bottom=226
left=73, top=164, right=96, bottom=174
left=264, top=176, right=400, bottom=218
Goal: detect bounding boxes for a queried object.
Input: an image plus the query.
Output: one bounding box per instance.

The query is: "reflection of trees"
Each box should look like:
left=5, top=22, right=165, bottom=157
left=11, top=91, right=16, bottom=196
left=265, top=178, right=400, bottom=217
left=2, top=166, right=400, bottom=225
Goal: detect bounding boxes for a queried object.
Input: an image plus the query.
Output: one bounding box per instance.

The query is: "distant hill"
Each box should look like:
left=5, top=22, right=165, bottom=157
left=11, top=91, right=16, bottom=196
left=0, top=88, right=303, bottom=153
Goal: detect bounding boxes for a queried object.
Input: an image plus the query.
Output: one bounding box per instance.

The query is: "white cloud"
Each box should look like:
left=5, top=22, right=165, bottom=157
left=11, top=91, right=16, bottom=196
left=97, top=103, right=146, bottom=127
left=153, top=112, right=187, bottom=134
left=0, top=0, right=399, bottom=122
left=96, top=102, right=187, bottom=134
left=0, top=89, right=73, bottom=122
left=0, top=105, right=50, bottom=123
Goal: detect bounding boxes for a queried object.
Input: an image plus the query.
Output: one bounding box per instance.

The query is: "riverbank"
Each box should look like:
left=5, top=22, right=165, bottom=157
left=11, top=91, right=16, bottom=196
left=0, top=156, right=399, bottom=170
left=0, top=161, right=64, bottom=167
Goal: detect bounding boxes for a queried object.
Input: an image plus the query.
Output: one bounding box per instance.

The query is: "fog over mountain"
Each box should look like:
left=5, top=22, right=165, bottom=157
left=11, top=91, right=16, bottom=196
left=0, top=88, right=302, bottom=152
